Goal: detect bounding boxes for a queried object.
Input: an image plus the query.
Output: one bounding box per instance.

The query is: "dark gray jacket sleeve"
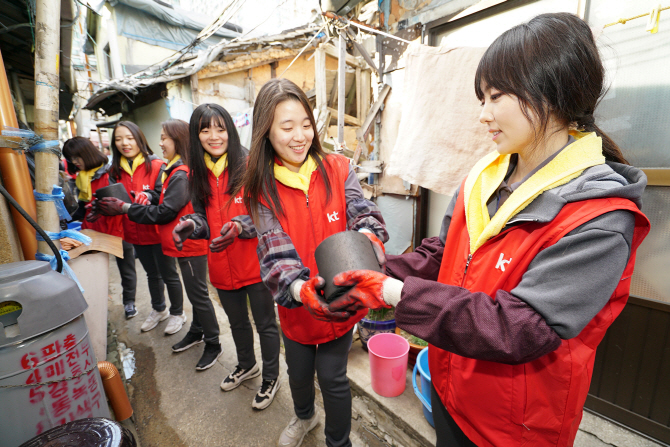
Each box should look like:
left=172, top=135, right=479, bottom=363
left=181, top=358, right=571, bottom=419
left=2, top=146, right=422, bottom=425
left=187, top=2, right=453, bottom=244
left=127, top=170, right=188, bottom=225
left=145, top=165, right=165, bottom=204
left=395, top=210, right=635, bottom=364
left=511, top=209, right=635, bottom=339
left=181, top=194, right=210, bottom=240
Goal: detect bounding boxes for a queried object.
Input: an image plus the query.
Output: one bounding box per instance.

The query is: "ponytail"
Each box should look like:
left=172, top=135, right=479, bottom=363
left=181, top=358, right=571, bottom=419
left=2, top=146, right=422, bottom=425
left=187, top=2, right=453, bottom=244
left=576, top=115, right=629, bottom=165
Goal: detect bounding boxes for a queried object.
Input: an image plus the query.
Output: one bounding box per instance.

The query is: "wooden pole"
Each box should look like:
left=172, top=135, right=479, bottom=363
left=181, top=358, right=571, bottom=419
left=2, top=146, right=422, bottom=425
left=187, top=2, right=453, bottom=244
left=337, top=34, right=346, bottom=147
left=314, top=46, right=327, bottom=116
left=34, top=0, right=62, bottom=254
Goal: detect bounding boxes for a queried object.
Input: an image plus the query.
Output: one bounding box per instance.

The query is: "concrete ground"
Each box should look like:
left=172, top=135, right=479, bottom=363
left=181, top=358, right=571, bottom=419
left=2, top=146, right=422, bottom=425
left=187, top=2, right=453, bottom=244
left=106, top=255, right=665, bottom=447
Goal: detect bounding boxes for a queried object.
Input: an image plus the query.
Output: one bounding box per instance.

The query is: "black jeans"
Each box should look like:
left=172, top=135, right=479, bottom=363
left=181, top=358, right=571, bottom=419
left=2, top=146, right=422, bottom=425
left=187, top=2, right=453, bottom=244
left=282, top=329, right=354, bottom=447
left=179, top=256, right=220, bottom=345
left=432, top=384, right=478, bottom=447
left=117, top=243, right=184, bottom=315
left=115, top=240, right=137, bottom=306
left=217, top=282, right=280, bottom=380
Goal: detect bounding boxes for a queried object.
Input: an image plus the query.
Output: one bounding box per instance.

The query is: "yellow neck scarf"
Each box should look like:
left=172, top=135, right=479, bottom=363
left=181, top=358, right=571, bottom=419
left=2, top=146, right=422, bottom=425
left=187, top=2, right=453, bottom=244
left=161, top=155, right=182, bottom=183
left=273, top=155, right=319, bottom=195
left=120, top=153, right=146, bottom=177
left=463, top=131, right=606, bottom=254
left=76, top=164, right=104, bottom=202
left=204, top=152, right=228, bottom=178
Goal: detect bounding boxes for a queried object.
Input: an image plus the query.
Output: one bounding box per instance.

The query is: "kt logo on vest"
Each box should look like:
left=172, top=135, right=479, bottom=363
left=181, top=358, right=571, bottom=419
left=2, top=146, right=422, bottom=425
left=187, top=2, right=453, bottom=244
left=495, top=253, right=512, bottom=272
left=234, top=196, right=242, bottom=204
left=142, top=184, right=151, bottom=191
left=327, top=211, right=340, bottom=223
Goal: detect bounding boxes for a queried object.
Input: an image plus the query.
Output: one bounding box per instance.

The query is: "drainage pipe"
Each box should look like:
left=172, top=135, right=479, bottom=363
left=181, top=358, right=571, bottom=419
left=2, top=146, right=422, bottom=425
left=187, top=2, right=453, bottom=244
left=0, top=49, right=37, bottom=260
left=98, top=361, right=134, bottom=421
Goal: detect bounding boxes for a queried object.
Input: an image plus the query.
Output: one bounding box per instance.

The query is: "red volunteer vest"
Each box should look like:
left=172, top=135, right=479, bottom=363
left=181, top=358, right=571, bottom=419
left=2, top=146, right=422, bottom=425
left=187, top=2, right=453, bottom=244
left=274, top=154, right=367, bottom=345
left=117, top=158, right=164, bottom=245
left=205, top=169, right=261, bottom=290
left=430, top=186, right=650, bottom=447
left=81, top=173, right=123, bottom=238
left=158, top=165, right=207, bottom=258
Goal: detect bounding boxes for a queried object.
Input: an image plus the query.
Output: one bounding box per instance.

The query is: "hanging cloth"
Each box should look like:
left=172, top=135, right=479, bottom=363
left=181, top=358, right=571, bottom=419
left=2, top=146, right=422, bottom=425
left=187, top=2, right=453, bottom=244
left=204, top=152, right=228, bottom=178
left=273, top=155, right=319, bottom=195
left=463, top=131, right=606, bottom=254
left=75, top=164, right=104, bottom=202
left=120, top=153, right=146, bottom=177
left=161, top=155, right=182, bottom=183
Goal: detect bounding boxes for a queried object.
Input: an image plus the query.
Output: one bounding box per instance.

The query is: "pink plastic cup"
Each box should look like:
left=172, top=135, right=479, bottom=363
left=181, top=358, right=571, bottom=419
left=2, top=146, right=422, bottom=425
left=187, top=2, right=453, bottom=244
left=367, top=332, right=410, bottom=397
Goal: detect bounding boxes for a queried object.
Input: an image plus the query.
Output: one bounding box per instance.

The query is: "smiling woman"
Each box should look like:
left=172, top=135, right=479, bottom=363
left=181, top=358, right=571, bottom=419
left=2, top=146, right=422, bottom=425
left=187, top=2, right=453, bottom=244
left=239, top=78, right=389, bottom=447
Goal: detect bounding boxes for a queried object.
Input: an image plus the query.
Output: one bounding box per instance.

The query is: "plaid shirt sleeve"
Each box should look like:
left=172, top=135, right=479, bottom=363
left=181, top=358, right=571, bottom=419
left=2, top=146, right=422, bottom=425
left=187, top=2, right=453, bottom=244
left=257, top=228, right=310, bottom=309
left=344, top=165, right=389, bottom=242
left=231, top=214, right=257, bottom=239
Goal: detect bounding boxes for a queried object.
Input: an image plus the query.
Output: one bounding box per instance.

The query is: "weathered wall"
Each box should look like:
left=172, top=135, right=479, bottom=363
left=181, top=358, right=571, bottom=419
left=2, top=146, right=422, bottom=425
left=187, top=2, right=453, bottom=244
left=127, top=99, right=170, bottom=155
left=197, top=51, right=340, bottom=114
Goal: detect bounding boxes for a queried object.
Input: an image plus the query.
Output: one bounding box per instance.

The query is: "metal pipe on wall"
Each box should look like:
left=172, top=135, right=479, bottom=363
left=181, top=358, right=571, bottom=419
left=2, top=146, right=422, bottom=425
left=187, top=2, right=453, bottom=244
left=0, top=49, right=37, bottom=260
left=33, top=0, right=62, bottom=254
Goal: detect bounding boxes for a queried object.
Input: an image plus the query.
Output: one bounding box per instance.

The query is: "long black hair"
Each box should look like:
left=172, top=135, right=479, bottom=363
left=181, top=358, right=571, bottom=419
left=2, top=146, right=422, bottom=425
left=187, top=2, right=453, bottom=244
left=109, top=121, right=155, bottom=181
left=239, top=78, right=332, bottom=222
left=188, top=103, right=245, bottom=205
left=474, top=12, right=628, bottom=164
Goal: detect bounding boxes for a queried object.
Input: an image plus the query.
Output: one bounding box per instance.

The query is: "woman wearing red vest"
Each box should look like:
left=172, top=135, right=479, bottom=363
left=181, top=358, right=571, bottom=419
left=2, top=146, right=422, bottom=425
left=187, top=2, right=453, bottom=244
left=239, top=79, right=388, bottom=447
left=327, top=13, right=650, bottom=447
left=63, top=136, right=123, bottom=238
left=98, top=120, right=221, bottom=370
left=98, top=121, right=186, bottom=335
left=171, top=103, right=281, bottom=410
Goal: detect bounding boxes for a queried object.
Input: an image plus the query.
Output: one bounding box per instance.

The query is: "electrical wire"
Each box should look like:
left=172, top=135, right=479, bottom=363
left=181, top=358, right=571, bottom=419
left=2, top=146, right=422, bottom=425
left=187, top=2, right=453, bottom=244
left=0, top=184, right=63, bottom=273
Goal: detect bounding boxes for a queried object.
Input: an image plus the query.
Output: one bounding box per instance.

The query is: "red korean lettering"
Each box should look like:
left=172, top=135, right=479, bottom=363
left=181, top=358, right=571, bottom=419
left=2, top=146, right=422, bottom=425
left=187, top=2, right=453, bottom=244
left=51, top=394, right=71, bottom=418
left=80, top=341, right=90, bottom=358
left=48, top=381, right=68, bottom=399
left=91, top=391, right=102, bottom=409
left=29, top=387, right=45, bottom=404
left=63, top=333, right=76, bottom=350
left=72, top=383, right=87, bottom=400
left=25, top=368, right=42, bottom=385
left=74, top=399, right=93, bottom=418
left=21, top=352, right=39, bottom=370
left=35, top=420, right=49, bottom=435
left=44, top=359, right=65, bottom=378
left=41, top=340, right=62, bottom=360
left=65, top=348, right=79, bottom=365
left=87, top=374, right=98, bottom=393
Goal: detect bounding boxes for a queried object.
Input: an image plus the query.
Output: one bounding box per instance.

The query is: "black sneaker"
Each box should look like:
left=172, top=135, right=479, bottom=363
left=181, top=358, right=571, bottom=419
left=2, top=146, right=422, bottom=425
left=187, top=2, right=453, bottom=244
left=196, top=343, right=222, bottom=371
left=252, top=378, right=280, bottom=410
left=171, top=332, right=204, bottom=353
left=220, top=363, right=260, bottom=391
left=124, top=304, right=138, bottom=319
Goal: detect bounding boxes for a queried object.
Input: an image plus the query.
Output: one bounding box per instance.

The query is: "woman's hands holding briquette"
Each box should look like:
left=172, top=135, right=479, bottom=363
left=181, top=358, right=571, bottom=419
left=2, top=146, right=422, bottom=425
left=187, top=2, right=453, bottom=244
left=328, top=270, right=396, bottom=313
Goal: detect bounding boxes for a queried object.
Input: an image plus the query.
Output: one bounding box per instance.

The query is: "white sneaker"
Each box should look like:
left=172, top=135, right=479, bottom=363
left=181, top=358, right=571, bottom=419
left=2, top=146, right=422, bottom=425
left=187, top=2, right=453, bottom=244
left=277, top=410, right=319, bottom=447
left=164, top=313, right=187, bottom=335
left=140, top=308, right=169, bottom=332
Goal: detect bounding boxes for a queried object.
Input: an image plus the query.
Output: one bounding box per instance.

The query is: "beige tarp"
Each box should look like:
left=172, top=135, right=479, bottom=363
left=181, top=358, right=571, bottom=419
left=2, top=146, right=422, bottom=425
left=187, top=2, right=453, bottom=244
left=386, top=44, right=495, bottom=196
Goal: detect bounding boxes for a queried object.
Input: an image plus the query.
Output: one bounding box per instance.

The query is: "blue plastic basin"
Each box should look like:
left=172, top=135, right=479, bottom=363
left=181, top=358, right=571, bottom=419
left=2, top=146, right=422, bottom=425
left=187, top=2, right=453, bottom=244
left=412, top=347, right=434, bottom=427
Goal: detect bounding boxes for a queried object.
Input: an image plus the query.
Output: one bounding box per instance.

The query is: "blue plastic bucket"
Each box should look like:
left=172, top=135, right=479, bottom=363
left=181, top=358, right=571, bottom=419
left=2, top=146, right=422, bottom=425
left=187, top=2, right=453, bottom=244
left=412, top=347, right=434, bottom=427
